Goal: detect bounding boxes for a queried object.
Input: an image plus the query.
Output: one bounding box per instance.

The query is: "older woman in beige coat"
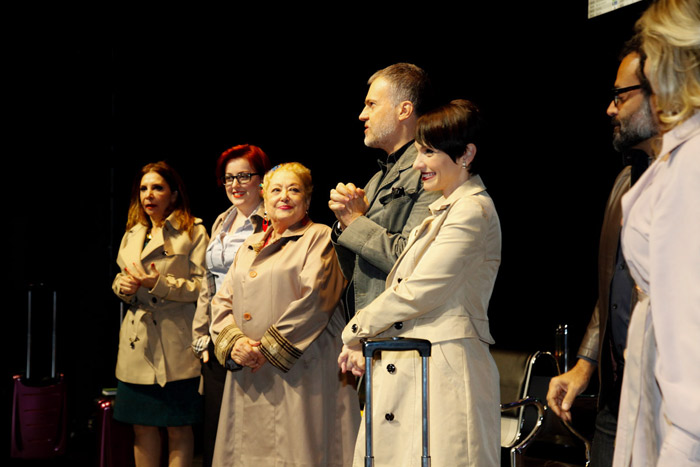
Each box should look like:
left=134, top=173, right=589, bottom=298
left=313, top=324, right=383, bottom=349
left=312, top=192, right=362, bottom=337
left=113, top=161, right=208, bottom=467
left=210, top=162, right=360, bottom=467
left=339, top=100, right=502, bottom=466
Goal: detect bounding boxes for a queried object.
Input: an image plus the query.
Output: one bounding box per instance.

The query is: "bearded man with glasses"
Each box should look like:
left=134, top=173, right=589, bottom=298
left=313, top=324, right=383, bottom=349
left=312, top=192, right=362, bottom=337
left=546, top=36, right=660, bottom=467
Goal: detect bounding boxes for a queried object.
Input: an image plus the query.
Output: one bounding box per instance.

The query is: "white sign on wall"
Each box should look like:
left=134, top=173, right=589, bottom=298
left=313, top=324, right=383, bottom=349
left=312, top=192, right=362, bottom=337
left=588, top=0, right=645, bottom=19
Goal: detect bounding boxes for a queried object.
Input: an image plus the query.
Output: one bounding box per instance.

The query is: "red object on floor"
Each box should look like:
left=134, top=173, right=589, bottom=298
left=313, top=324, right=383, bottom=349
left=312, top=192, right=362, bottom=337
left=10, top=373, right=68, bottom=459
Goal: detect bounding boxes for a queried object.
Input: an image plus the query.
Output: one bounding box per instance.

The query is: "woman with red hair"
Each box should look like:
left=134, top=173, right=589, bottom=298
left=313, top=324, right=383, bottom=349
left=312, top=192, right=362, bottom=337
left=191, top=144, right=272, bottom=467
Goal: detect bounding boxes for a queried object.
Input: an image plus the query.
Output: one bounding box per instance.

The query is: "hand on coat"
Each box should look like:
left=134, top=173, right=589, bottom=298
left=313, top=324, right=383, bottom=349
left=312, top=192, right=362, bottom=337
left=231, top=338, right=267, bottom=372
left=118, top=273, right=141, bottom=295
left=124, top=262, right=160, bottom=290
left=546, top=359, right=595, bottom=423
left=328, top=183, right=369, bottom=230
left=338, top=343, right=365, bottom=377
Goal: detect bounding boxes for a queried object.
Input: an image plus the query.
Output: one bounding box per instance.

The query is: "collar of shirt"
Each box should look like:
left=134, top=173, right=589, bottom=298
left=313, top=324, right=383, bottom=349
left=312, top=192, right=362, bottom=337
left=376, top=140, right=413, bottom=175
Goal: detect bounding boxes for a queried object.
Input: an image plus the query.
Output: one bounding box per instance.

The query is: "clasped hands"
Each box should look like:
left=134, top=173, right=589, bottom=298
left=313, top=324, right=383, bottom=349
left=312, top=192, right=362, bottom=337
left=119, top=262, right=160, bottom=295
left=338, top=343, right=365, bottom=377
left=328, top=183, right=369, bottom=230
left=231, top=338, right=267, bottom=373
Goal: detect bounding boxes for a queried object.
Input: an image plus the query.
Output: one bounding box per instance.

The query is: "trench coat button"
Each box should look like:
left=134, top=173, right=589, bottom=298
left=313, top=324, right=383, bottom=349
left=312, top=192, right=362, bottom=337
left=151, top=297, right=158, bottom=304
left=397, top=278, right=402, bottom=283
left=351, top=324, right=358, bottom=333
left=243, top=313, right=252, bottom=321
left=385, top=413, right=394, bottom=421
left=386, top=364, right=396, bottom=374
left=393, top=322, right=403, bottom=330
left=249, top=270, right=257, bottom=278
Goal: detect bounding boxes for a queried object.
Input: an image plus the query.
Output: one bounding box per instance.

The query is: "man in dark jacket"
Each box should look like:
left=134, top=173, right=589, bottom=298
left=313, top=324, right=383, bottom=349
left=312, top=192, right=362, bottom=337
left=546, top=38, right=659, bottom=466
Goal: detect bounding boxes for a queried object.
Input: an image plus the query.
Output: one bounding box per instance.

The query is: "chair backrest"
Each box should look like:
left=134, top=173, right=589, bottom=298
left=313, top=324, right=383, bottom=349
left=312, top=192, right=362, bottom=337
left=491, top=348, right=559, bottom=448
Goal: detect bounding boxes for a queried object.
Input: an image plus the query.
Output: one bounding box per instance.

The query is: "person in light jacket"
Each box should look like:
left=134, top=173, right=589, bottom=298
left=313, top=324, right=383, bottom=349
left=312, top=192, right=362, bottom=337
left=613, top=1, right=700, bottom=465
left=210, top=162, right=360, bottom=466
left=339, top=100, right=502, bottom=467
left=191, top=144, right=271, bottom=467
left=113, top=161, right=208, bottom=467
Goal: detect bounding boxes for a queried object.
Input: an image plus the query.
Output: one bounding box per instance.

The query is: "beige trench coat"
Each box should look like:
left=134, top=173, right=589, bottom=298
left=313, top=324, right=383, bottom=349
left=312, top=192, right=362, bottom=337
left=343, top=177, right=502, bottom=467
left=112, top=214, right=208, bottom=387
left=211, top=220, right=361, bottom=467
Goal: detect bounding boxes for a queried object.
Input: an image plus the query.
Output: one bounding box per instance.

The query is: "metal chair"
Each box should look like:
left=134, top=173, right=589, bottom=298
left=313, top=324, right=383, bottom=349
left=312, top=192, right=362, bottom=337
left=492, top=348, right=592, bottom=467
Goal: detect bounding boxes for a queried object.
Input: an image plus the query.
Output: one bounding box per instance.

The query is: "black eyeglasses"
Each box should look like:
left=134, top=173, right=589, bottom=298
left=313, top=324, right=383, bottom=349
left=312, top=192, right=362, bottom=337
left=612, top=84, right=642, bottom=106
left=221, top=172, right=261, bottom=185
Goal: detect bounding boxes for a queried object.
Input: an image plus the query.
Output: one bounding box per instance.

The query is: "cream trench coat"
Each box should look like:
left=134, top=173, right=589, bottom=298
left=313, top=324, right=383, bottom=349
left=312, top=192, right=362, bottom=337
left=112, top=213, right=208, bottom=387
left=614, top=112, right=700, bottom=466
left=343, top=176, right=502, bottom=467
left=210, top=220, right=361, bottom=467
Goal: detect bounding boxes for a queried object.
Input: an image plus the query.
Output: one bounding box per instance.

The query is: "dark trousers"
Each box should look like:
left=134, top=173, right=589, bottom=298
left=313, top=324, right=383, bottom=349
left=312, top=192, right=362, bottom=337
left=590, top=403, right=618, bottom=467
left=200, top=340, right=227, bottom=467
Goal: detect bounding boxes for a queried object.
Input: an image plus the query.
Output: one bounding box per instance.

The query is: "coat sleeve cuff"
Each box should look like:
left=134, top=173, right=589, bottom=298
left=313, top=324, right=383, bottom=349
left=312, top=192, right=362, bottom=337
left=214, top=323, right=245, bottom=366
left=259, top=326, right=303, bottom=373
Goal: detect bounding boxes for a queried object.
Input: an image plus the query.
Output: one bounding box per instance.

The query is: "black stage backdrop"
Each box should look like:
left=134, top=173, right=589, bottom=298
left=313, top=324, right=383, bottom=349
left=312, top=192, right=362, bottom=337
left=6, top=2, right=652, bottom=463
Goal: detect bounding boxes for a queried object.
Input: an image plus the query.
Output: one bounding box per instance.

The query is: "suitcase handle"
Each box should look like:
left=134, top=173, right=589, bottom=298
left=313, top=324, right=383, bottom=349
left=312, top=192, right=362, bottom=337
left=362, top=337, right=431, bottom=466
left=361, top=337, right=431, bottom=358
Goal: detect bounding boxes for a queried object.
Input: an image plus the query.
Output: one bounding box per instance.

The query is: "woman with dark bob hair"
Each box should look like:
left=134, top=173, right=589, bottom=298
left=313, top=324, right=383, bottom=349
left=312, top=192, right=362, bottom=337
left=339, top=99, right=502, bottom=466
left=113, top=161, right=209, bottom=467
left=191, top=144, right=272, bottom=467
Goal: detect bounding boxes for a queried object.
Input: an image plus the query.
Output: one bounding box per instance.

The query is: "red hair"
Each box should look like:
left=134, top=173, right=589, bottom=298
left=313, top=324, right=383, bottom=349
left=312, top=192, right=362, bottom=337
left=215, top=144, right=272, bottom=186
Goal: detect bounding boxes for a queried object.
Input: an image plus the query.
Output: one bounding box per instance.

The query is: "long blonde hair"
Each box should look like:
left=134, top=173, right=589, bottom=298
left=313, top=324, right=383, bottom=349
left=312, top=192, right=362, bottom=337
left=637, top=0, right=700, bottom=129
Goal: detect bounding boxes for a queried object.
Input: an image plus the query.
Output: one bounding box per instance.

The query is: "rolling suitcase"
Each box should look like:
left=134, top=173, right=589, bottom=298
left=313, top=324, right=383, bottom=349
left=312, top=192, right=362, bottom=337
left=92, top=302, right=136, bottom=467
left=361, top=337, right=432, bottom=467
left=93, top=393, right=136, bottom=467
left=10, top=286, right=68, bottom=459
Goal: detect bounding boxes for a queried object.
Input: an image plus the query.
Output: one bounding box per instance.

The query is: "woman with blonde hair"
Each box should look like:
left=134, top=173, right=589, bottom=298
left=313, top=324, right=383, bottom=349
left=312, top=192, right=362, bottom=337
left=613, top=1, right=700, bottom=465
left=210, top=162, right=360, bottom=466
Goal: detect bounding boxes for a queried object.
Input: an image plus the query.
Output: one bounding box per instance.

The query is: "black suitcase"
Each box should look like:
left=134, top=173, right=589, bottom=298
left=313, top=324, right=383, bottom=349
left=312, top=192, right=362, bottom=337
left=361, top=337, right=432, bottom=467
left=10, top=286, right=68, bottom=459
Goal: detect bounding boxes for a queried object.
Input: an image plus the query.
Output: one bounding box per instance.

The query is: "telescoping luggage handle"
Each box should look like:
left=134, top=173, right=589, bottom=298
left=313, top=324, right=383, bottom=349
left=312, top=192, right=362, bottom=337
left=27, top=284, right=58, bottom=381
left=361, top=337, right=432, bottom=467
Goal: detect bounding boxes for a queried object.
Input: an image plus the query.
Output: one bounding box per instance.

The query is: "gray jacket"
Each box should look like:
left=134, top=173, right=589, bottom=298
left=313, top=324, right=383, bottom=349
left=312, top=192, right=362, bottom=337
left=333, top=142, right=440, bottom=316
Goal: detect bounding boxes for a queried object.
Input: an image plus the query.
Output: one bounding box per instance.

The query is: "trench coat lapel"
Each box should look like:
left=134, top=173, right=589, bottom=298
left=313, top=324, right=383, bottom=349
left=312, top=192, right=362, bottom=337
left=140, top=227, right=163, bottom=260
left=385, top=176, right=488, bottom=286
left=139, top=214, right=182, bottom=260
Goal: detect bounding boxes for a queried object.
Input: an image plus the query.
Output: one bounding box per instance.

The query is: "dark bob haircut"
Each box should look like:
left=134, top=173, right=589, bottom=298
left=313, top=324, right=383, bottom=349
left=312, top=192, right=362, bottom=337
left=415, top=99, right=484, bottom=174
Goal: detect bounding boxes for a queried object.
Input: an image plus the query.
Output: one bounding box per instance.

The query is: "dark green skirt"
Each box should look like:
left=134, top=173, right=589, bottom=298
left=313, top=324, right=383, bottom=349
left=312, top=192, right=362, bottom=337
left=114, top=378, right=202, bottom=427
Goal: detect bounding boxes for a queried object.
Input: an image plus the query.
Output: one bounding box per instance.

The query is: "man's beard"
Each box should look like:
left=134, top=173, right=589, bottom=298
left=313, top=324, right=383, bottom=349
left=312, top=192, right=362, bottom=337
left=611, top=97, right=658, bottom=152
